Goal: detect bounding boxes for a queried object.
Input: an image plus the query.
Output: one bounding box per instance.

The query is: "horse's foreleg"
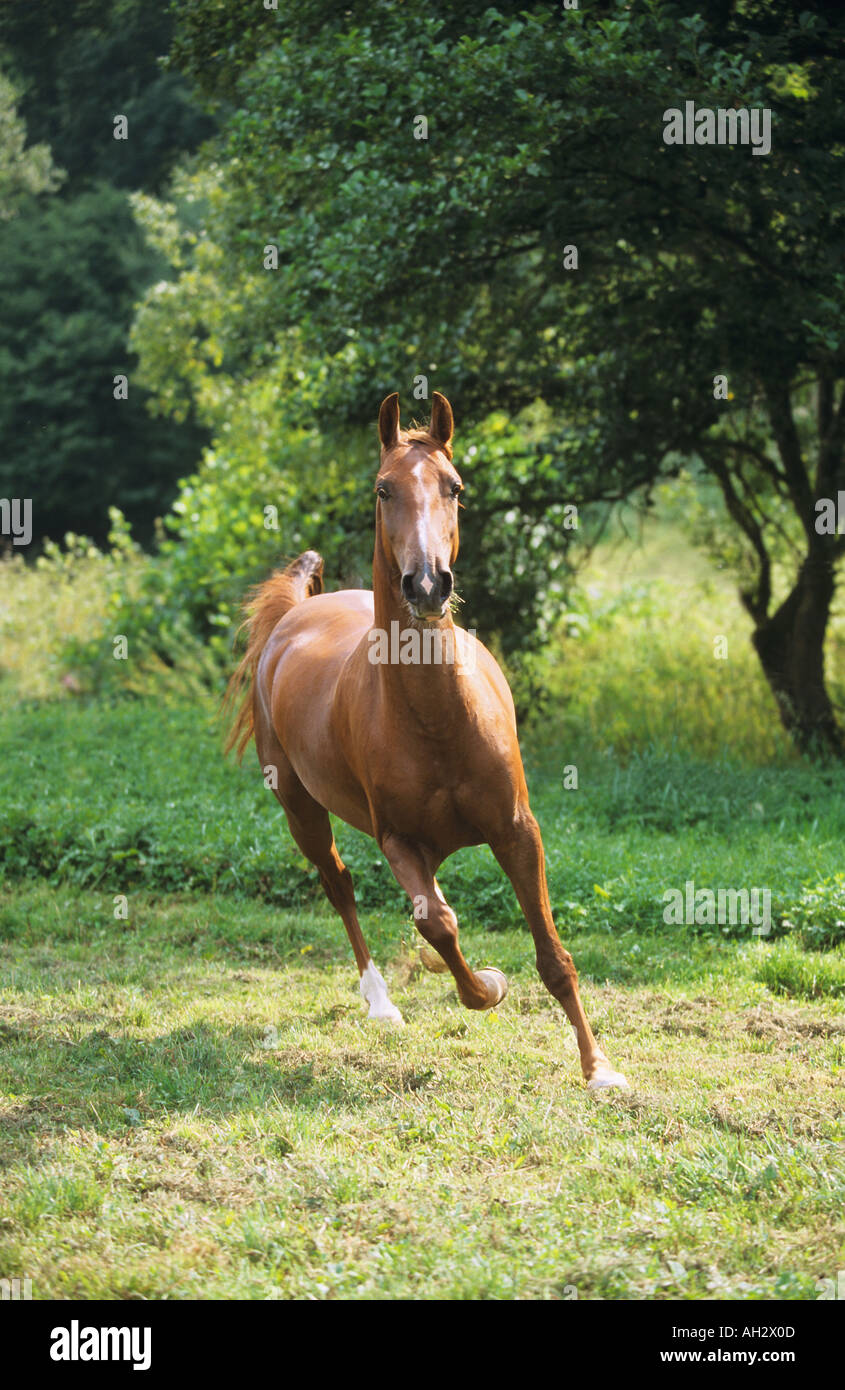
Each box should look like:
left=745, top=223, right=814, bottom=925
left=260, top=735, right=402, bottom=1024
left=381, top=834, right=507, bottom=1010
left=299, top=820, right=403, bottom=1025
left=491, top=810, right=629, bottom=1089
left=307, top=817, right=403, bottom=1028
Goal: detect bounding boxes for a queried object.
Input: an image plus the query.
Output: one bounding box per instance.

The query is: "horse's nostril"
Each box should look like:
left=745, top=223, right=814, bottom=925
left=440, top=570, right=453, bottom=600
left=401, top=573, right=416, bottom=601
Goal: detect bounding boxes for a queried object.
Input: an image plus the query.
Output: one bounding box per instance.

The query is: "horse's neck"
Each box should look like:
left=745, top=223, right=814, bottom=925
left=371, top=542, right=468, bottom=726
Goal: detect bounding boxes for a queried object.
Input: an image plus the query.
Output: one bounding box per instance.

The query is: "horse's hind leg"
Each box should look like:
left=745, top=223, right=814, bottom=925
left=261, top=745, right=403, bottom=1024
left=381, top=833, right=507, bottom=1010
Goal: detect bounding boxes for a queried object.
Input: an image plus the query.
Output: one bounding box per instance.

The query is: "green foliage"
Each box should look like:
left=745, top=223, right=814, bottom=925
left=780, top=875, right=845, bottom=950
left=0, top=185, right=208, bottom=545
left=545, top=562, right=787, bottom=763
left=0, top=511, right=218, bottom=702
left=0, top=0, right=217, bottom=545
left=129, top=167, right=270, bottom=427
left=0, top=522, right=141, bottom=701
left=153, top=0, right=845, bottom=753
left=148, top=420, right=375, bottom=639
left=0, top=0, right=215, bottom=193
left=165, top=0, right=845, bottom=434
left=90, top=415, right=376, bottom=685
left=129, top=166, right=582, bottom=682
left=0, top=72, right=63, bottom=218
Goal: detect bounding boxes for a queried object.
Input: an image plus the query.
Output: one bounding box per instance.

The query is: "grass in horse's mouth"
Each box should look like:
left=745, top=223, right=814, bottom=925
left=402, top=590, right=463, bottom=626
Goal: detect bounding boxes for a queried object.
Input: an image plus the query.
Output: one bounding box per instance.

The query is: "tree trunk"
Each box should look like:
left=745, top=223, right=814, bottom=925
left=752, top=552, right=843, bottom=759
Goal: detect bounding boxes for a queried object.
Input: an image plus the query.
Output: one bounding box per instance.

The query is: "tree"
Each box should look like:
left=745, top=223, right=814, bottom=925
left=160, top=0, right=845, bottom=754
left=0, top=185, right=208, bottom=545
left=0, top=72, right=63, bottom=218
left=0, top=0, right=216, bottom=544
left=131, top=168, right=579, bottom=688
left=0, top=0, right=215, bottom=193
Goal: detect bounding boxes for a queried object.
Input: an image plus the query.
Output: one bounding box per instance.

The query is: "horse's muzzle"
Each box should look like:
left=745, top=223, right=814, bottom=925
left=402, top=565, right=453, bottom=618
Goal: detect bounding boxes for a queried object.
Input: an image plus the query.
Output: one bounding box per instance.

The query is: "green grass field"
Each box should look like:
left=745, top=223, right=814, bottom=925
left=1, top=698, right=844, bottom=1300
left=1, top=883, right=842, bottom=1300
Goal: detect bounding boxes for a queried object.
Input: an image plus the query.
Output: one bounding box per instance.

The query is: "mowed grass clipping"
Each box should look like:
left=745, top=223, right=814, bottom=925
left=0, top=885, right=842, bottom=1301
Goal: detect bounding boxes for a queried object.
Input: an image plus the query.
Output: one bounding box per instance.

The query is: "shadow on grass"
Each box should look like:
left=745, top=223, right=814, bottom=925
left=0, top=1017, right=414, bottom=1146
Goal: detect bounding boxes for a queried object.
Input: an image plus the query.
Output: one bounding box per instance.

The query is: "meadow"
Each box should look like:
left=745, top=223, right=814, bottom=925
left=2, top=0, right=843, bottom=1310
left=1, top=520, right=843, bottom=1300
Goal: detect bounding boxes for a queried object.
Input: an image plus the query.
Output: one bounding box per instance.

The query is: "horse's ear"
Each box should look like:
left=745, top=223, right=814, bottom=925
left=429, top=392, right=454, bottom=448
left=378, top=393, right=400, bottom=450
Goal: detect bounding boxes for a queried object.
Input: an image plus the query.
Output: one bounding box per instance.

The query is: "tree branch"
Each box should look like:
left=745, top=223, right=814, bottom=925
left=703, top=447, right=772, bottom=623
left=762, top=382, right=815, bottom=538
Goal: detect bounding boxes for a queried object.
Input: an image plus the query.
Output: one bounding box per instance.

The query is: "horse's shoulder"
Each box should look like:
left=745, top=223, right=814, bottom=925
left=463, top=632, right=515, bottom=709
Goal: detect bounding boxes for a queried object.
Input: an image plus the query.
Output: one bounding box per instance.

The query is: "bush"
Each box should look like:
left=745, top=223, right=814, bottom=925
left=0, top=522, right=142, bottom=702
left=779, top=875, right=845, bottom=950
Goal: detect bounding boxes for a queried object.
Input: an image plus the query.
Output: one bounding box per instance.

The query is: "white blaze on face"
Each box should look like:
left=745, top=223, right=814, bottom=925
left=411, top=460, right=434, bottom=572
left=360, top=960, right=404, bottom=1024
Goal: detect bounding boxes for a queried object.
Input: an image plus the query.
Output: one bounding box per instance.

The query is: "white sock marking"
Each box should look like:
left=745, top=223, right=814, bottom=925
left=360, top=961, right=403, bottom=1025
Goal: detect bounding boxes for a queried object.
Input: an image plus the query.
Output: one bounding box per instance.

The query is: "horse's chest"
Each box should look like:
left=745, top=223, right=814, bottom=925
left=374, top=760, right=480, bottom=846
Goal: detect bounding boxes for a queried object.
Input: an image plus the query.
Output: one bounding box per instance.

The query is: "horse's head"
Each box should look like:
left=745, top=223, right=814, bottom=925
left=375, top=392, right=463, bottom=622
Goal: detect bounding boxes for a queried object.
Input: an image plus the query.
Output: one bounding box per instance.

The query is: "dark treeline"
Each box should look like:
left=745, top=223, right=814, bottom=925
left=0, top=0, right=215, bottom=546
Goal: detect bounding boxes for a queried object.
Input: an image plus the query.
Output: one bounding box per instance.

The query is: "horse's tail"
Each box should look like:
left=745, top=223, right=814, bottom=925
left=223, top=549, right=324, bottom=761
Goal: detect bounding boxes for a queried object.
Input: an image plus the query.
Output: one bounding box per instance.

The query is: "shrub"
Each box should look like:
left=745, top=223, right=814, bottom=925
left=779, top=875, right=845, bottom=950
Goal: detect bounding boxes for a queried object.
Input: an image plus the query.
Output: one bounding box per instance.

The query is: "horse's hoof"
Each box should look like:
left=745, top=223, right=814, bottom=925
left=475, top=967, right=508, bottom=1009
left=587, top=1068, right=630, bottom=1091
left=368, top=1004, right=405, bottom=1027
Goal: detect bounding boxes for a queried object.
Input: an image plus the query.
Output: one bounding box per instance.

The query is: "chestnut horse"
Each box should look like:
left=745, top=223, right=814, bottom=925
left=226, top=392, right=628, bottom=1089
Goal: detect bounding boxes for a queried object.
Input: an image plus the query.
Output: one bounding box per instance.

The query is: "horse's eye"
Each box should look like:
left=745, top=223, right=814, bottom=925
left=450, top=483, right=463, bottom=499
left=376, top=486, right=390, bottom=500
